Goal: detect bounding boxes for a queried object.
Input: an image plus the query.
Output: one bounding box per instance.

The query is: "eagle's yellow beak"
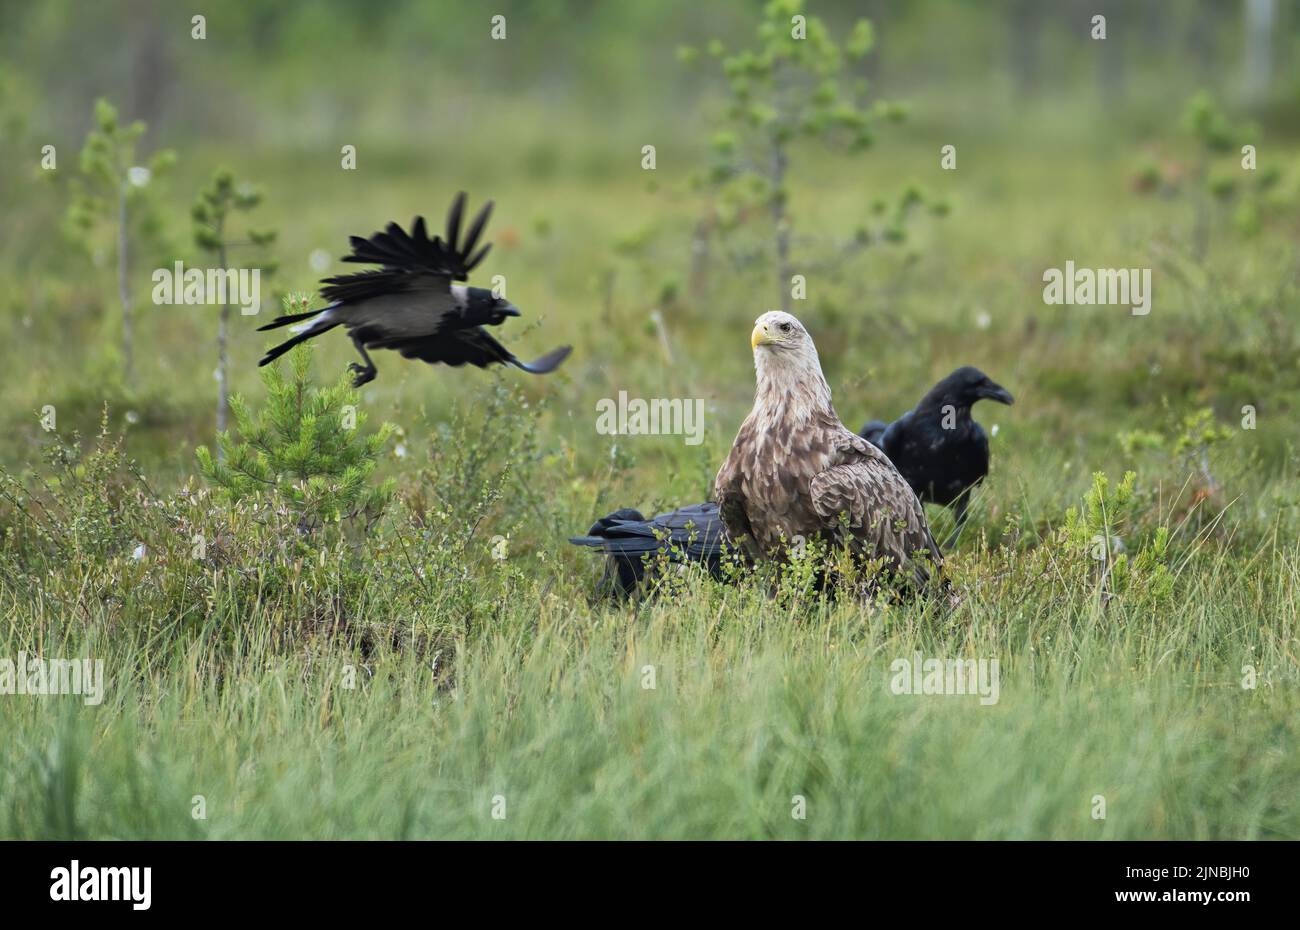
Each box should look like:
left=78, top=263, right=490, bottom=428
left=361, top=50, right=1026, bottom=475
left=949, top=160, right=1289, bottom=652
left=751, top=323, right=771, bottom=350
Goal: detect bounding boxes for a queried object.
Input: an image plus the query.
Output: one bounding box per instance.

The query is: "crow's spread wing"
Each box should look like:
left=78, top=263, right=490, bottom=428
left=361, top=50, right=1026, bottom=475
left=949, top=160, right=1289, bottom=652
left=319, top=268, right=447, bottom=304
left=393, top=327, right=509, bottom=368
left=320, top=192, right=493, bottom=303
left=388, top=327, right=572, bottom=374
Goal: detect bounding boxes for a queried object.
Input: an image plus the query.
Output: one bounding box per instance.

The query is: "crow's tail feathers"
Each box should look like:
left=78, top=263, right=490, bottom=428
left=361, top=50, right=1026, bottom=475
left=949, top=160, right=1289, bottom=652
left=570, top=503, right=728, bottom=599
left=257, top=304, right=340, bottom=366
left=510, top=345, right=572, bottom=375
left=569, top=508, right=651, bottom=599
left=258, top=320, right=339, bottom=367
left=569, top=504, right=726, bottom=558
left=568, top=509, right=646, bottom=548
left=256, top=304, right=335, bottom=332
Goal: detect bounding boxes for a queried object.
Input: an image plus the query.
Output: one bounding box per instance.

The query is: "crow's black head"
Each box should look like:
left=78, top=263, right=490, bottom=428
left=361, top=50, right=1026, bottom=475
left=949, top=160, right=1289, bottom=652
left=924, top=366, right=1015, bottom=409
left=462, top=285, right=520, bottom=326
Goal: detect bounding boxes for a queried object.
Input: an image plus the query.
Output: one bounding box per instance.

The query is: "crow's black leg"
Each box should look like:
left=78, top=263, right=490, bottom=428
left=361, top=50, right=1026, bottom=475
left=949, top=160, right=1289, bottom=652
left=348, top=334, right=378, bottom=387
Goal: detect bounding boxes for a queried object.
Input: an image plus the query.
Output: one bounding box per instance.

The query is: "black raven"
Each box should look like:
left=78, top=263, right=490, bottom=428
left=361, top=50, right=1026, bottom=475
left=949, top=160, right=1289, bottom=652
left=860, top=366, right=1014, bottom=530
left=569, top=502, right=730, bottom=597
left=257, top=192, right=571, bottom=386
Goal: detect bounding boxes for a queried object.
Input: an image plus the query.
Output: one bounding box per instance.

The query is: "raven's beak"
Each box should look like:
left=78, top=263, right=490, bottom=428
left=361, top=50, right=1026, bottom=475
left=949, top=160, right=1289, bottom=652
left=980, top=382, right=1014, bottom=405
left=751, top=323, right=772, bottom=350
left=502, top=303, right=521, bottom=317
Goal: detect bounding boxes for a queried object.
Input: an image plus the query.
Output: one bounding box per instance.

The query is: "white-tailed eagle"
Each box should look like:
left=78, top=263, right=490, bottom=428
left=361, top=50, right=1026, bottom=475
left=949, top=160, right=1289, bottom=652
left=714, top=311, right=945, bottom=592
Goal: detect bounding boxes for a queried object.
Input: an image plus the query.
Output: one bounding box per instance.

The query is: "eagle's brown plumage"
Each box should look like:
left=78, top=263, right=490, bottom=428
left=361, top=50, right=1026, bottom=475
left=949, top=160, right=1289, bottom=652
left=714, top=311, right=944, bottom=591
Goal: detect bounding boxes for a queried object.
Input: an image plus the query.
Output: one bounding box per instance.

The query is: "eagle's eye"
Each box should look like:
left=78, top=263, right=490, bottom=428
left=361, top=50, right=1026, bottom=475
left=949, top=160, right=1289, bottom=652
left=779, top=322, right=792, bottom=333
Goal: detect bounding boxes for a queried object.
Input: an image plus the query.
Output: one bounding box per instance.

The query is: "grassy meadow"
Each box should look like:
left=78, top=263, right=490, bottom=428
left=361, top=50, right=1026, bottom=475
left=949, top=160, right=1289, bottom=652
left=1, top=1, right=1298, bottom=839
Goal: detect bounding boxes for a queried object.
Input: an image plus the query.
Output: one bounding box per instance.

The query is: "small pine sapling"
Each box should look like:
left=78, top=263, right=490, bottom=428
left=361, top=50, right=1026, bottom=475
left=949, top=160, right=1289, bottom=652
left=64, top=98, right=176, bottom=386
left=196, top=328, right=395, bottom=537
left=1063, top=471, right=1173, bottom=608
left=680, top=0, right=942, bottom=307
left=191, top=167, right=278, bottom=443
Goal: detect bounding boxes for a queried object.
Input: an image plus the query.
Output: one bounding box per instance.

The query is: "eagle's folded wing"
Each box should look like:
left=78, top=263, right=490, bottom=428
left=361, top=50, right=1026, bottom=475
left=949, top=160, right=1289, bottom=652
left=715, top=460, right=764, bottom=564
left=809, top=461, right=942, bottom=588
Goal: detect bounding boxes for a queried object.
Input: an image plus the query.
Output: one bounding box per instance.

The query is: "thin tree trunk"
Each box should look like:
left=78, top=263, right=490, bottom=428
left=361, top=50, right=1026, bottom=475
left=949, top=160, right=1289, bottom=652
left=688, top=215, right=712, bottom=299
left=771, top=143, right=791, bottom=312
left=1188, top=0, right=1220, bottom=77
left=1243, top=0, right=1276, bottom=102
left=601, top=268, right=616, bottom=327
left=118, top=186, right=133, bottom=386
left=217, top=241, right=230, bottom=458
left=1097, top=1, right=1126, bottom=107
left=1009, top=0, right=1042, bottom=100
left=1192, top=153, right=1209, bottom=261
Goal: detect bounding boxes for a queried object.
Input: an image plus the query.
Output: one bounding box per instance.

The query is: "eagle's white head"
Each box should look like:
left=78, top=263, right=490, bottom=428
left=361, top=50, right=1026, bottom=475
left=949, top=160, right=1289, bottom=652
left=750, top=310, right=811, bottom=352
left=749, top=311, right=832, bottom=409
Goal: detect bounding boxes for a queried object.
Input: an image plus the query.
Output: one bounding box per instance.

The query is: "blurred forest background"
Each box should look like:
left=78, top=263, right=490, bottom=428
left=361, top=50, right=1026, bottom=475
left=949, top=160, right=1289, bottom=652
left=3, top=0, right=1298, bottom=493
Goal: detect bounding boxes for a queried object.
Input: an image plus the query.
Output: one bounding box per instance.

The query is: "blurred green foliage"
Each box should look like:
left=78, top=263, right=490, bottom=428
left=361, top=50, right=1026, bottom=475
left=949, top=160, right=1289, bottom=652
left=191, top=166, right=277, bottom=262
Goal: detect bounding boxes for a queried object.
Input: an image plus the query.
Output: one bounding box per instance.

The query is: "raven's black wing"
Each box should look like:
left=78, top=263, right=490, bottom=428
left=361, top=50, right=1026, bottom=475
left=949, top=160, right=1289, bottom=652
left=877, top=411, right=913, bottom=460
left=646, top=502, right=728, bottom=563
left=859, top=419, right=889, bottom=448
left=569, top=503, right=731, bottom=597
left=320, top=192, right=493, bottom=303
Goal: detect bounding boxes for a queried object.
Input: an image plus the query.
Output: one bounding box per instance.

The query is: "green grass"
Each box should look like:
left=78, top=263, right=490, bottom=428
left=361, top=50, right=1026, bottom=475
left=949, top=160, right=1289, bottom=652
left=2, top=61, right=1299, bottom=837
left=3, top=534, right=1297, bottom=839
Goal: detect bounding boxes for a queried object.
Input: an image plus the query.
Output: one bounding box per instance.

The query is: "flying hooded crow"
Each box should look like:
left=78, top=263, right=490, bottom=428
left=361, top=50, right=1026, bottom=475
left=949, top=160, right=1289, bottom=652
left=257, top=192, right=571, bottom=386
left=860, top=366, right=1013, bottom=530
left=569, top=502, right=731, bottom=598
